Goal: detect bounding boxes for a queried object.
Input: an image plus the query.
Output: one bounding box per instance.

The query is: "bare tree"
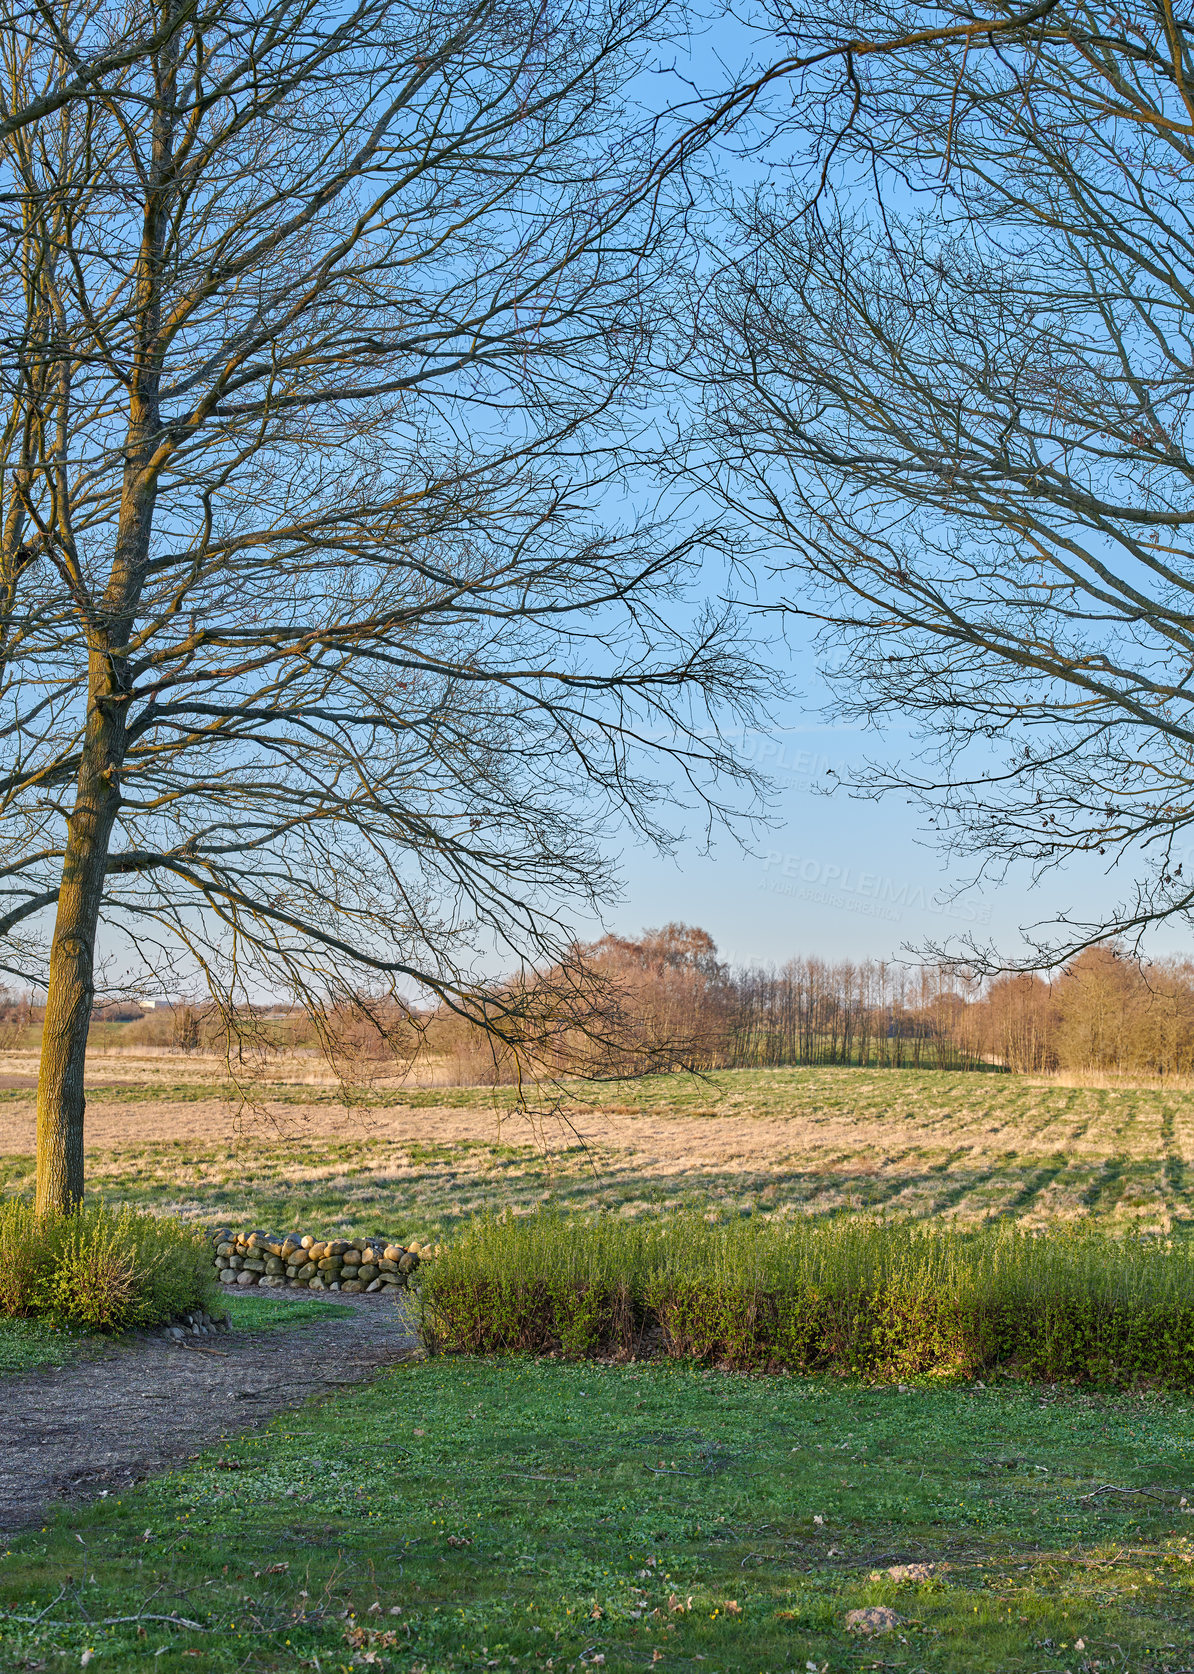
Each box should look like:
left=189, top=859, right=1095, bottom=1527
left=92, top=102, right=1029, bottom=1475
left=0, top=0, right=770, bottom=1212
left=0, top=0, right=206, bottom=142
left=684, top=1, right=1194, bottom=964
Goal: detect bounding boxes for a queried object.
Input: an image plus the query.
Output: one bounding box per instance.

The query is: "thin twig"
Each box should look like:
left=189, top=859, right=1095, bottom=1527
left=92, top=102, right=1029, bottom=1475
left=1078, top=1483, right=1181, bottom=1503
left=10, top=1612, right=206, bottom=1631
left=18, top=1585, right=67, bottom=1626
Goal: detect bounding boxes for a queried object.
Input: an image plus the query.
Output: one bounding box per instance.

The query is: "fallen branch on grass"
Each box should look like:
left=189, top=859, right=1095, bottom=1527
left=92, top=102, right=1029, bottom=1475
left=1078, top=1483, right=1182, bottom=1503
left=10, top=1612, right=207, bottom=1631
left=14, top=1585, right=68, bottom=1625
left=101, top=1612, right=209, bottom=1631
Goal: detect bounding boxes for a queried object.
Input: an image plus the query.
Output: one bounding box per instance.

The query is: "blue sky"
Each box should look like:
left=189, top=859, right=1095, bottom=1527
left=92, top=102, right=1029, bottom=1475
left=585, top=14, right=1194, bottom=973
left=602, top=688, right=1193, bottom=969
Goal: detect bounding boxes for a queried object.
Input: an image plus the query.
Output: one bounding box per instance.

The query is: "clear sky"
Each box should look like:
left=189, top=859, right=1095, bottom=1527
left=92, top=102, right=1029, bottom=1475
left=602, top=685, right=1193, bottom=970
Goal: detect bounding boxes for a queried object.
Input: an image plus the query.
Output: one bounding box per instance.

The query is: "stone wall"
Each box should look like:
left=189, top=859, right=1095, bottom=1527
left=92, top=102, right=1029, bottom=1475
left=209, top=1228, right=428, bottom=1293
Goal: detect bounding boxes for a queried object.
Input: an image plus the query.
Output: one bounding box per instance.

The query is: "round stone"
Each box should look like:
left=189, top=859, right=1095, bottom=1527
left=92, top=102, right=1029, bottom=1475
left=341, top=1280, right=363, bottom=1293
left=236, top=1270, right=257, bottom=1286
left=218, top=1269, right=237, bottom=1284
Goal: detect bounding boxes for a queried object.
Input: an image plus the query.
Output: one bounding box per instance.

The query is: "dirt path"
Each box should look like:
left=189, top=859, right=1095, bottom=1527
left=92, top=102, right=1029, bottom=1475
left=0, top=1292, right=418, bottom=1531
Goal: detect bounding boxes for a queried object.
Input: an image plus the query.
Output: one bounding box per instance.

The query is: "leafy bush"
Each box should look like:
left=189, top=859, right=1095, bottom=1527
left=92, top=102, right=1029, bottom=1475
left=421, top=1211, right=1194, bottom=1388
left=0, top=1199, right=217, bottom=1331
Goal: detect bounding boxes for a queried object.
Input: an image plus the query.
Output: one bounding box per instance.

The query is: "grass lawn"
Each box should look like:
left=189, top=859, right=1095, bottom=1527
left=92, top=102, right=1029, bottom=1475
left=0, top=1316, right=82, bottom=1375
left=3, top=1357, right=1194, bottom=1672
left=0, top=1294, right=354, bottom=1380
left=219, top=1292, right=355, bottom=1330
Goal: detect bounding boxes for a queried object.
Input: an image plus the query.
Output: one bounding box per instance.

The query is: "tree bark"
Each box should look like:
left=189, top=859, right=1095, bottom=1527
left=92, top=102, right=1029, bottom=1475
left=35, top=653, right=128, bottom=1213
left=33, top=18, right=173, bottom=1213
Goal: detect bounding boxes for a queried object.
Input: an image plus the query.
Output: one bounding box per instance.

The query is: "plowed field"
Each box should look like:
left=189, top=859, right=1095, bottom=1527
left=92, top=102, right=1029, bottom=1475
left=2, top=1054, right=1190, bottom=1239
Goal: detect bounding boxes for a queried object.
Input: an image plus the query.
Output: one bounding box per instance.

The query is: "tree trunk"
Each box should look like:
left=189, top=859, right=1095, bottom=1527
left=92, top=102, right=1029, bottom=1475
left=34, top=653, right=127, bottom=1214
left=33, top=16, right=174, bottom=1212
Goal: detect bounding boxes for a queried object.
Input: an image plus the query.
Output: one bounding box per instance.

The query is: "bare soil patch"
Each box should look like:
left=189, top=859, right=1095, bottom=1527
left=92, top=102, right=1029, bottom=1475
left=0, top=1291, right=418, bottom=1531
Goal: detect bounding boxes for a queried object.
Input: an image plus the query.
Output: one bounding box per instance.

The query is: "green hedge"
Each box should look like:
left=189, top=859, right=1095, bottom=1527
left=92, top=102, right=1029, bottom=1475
left=0, top=1199, right=218, bottom=1331
left=421, top=1212, right=1194, bottom=1387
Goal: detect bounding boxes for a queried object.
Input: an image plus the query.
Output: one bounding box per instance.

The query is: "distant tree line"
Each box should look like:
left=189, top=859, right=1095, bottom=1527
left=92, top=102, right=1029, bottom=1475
left=494, top=927, right=1194, bottom=1080
left=252, top=931, right=1194, bottom=1080
left=6, top=927, right=1191, bottom=1081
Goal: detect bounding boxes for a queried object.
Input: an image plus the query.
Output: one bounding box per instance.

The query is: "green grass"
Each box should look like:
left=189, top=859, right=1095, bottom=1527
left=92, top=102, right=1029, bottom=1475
left=0, top=1283, right=352, bottom=1369
left=221, top=1292, right=355, bottom=1330
left=0, top=1292, right=351, bottom=1373
left=3, top=1357, right=1194, bottom=1671
left=0, top=1315, right=82, bottom=1374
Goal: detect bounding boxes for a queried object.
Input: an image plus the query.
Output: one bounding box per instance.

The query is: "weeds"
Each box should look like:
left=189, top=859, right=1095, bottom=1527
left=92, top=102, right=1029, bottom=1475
left=423, top=1211, right=1194, bottom=1386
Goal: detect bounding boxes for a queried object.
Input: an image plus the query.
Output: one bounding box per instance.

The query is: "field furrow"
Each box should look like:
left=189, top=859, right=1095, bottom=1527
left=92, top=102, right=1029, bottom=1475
left=0, top=1057, right=1189, bottom=1239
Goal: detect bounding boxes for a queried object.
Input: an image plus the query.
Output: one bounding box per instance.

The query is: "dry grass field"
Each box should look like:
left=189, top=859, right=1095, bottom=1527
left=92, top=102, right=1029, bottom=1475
left=0, top=1050, right=1192, bottom=1241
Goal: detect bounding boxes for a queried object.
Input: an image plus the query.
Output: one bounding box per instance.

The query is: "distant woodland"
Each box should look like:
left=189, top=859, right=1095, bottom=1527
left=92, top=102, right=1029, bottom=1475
left=540, top=927, right=1194, bottom=1079
left=4, top=926, right=1192, bottom=1082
